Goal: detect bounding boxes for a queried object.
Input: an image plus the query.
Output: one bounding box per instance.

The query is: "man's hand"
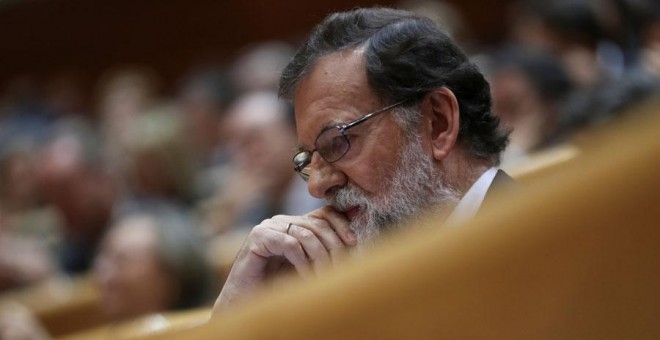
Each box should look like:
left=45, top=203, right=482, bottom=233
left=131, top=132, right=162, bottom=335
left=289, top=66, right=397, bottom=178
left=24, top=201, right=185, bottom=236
left=212, top=206, right=356, bottom=313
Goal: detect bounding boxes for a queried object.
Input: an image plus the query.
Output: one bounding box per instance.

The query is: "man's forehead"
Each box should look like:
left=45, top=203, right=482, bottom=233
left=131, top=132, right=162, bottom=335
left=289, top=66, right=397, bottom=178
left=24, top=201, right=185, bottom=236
left=295, top=49, right=366, bottom=100
left=292, top=49, right=378, bottom=143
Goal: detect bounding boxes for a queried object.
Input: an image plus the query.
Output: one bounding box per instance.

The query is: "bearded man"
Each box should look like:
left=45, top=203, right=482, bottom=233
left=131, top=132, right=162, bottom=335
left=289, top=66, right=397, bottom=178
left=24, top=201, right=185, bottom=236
left=213, top=7, right=511, bottom=311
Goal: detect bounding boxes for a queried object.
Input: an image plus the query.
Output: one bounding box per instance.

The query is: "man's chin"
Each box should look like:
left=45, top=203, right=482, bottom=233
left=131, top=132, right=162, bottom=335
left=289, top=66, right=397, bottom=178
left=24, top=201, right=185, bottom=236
left=349, top=214, right=382, bottom=247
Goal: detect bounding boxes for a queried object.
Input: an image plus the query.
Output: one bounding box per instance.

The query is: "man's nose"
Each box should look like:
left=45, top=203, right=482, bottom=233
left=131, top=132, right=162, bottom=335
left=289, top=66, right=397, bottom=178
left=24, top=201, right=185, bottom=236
left=306, top=153, right=347, bottom=199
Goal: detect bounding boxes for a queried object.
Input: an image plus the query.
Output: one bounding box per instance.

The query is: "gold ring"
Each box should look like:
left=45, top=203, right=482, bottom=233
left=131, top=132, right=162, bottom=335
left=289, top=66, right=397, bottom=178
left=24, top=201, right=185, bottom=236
left=286, top=223, right=293, bottom=235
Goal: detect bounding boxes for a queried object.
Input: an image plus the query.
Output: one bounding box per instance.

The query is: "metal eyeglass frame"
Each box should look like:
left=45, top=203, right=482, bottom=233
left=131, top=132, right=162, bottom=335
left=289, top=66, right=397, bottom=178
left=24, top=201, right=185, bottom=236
left=292, top=98, right=408, bottom=181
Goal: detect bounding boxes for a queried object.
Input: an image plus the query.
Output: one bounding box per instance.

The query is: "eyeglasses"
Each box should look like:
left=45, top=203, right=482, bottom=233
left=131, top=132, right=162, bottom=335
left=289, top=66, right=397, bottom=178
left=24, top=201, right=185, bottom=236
left=292, top=99, right=408, bottom=181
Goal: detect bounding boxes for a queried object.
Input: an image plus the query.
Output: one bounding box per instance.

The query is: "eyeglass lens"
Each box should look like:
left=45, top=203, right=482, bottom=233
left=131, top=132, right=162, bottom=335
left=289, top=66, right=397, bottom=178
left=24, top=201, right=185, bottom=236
left=293, top=127, right=350, bottom=181
left=316, top=128, right=350, bottom=163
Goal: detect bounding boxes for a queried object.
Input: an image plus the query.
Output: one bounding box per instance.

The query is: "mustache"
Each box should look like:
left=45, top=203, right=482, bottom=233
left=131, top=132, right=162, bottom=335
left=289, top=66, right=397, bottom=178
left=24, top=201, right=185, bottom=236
left=326, top=185, right=371, bottom=211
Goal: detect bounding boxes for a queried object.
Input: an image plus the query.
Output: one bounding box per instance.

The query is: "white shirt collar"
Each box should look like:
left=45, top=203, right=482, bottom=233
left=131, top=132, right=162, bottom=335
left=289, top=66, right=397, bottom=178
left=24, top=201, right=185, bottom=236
left=445, top=167, right=499, bottom=226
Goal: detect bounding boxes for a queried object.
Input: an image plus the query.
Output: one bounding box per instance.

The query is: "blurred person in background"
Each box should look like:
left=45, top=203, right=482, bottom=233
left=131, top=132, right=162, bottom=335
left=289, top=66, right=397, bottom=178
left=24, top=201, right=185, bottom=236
left=631, top=0, right=660, bottom=80
left=0, top=208, right=214, bottom=340
left=592, top=0, right=658, bottom=69
left=0, top=143, right=60, bottom=292
left=505, top=0, right=660, bottom=145
left=508, top=0, right=620, bottom=88
left=558, top=70, right=659, bottom=139
left=96, top=67, right=160, bottom=181
left=0, top=76, right=57, bottom=153
left=201, top=91, right=323, bottom=239
left=176, top=67, right=236, bottom=200
left=94, top=208, right=214, bottom=322
left=554, top=1, right=660, bottom=138
left=115, top=103, right=196, bottom=214
left=37, top=118, right=116, bottom=274
left=488, top=47, right=573, bottom=167
left=0, top=73, right=89, bottom=292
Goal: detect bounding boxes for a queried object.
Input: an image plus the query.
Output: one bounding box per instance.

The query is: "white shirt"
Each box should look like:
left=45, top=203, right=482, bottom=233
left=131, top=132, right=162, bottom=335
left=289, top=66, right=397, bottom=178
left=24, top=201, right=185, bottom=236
left=445, top=167, right=499, bottom=226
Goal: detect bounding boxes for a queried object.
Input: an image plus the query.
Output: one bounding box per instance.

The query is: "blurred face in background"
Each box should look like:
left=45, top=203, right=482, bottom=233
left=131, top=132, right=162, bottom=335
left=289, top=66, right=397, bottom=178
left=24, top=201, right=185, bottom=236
left=93, top=216, right=176, bottom=321
left=225, top=92, right=296, bottom=190
left=37, top=133, right=115, bottom=239
left=491, top=68, right=542, bottom=128
left=178, top=84, right=225, bottom=155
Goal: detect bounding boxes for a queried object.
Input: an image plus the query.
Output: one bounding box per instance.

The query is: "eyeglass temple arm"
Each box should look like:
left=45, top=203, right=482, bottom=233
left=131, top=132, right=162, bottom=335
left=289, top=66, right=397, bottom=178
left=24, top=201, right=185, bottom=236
left=340, top=99, right=408, bottom=131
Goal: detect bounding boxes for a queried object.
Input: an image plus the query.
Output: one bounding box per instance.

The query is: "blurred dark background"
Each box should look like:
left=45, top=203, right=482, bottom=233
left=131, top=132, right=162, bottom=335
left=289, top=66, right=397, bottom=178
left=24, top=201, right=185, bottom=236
left=0, top=0, right=512, bottom=98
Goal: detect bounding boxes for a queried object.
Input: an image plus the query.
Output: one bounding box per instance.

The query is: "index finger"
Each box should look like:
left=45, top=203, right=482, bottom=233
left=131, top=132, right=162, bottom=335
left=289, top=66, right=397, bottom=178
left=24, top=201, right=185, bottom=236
left=306, top=206, right=356, bottom=246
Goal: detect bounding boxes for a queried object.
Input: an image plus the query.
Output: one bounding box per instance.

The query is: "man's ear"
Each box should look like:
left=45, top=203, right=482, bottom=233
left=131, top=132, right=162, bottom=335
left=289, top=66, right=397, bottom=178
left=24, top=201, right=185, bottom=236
left=424, top=87, right=460, bottom=161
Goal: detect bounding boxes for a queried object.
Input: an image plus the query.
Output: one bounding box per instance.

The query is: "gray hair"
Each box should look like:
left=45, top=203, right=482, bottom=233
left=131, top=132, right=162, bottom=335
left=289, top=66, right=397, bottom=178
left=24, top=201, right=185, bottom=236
left=279, top=7, right=508, bottom=164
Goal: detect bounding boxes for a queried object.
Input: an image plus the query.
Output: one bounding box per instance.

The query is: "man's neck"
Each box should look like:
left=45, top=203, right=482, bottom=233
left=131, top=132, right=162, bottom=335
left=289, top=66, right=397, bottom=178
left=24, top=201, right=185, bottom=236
left=440, top=150, right=492, bottom=197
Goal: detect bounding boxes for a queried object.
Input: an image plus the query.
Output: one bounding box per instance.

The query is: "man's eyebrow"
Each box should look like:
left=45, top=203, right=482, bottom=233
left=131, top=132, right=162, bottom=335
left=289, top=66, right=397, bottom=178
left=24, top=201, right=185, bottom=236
left=319, top=122, right=338, bottom=133
left=295, top=143, right=307, bottom=152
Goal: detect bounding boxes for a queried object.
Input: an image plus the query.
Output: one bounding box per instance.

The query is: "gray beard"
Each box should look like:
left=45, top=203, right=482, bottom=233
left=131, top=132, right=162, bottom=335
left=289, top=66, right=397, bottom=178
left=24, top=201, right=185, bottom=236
left=327, top=133, right=460, bottom=247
